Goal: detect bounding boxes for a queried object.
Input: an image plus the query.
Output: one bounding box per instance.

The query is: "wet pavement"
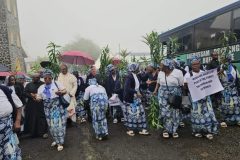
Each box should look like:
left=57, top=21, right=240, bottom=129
left=21, top=122, right=240, bottom=160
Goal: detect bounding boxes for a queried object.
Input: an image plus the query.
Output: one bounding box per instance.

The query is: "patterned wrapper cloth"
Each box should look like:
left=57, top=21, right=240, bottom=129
left=122, top=98, right=147, bottom=131
left=90, top=93, right=109, bottom=138
left=0, top=115, right=22, bottom=160
left=43, top=97, right=67, bottom=145
left=158, top=85, right=181, bottom=134
left=76, top=91, right=86, bottom=118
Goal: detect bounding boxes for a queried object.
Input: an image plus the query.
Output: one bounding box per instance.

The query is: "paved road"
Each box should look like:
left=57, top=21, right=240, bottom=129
left=21, top=122, right=240, bottom=160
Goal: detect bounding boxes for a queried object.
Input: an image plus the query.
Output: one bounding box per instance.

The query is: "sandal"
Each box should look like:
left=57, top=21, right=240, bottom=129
left=206, top=134, right=213, bottom=140
left=237, top=122, right=240, bottom=126
left=57, top=145, right=64, bottom=151
left=220, top=122, right=227, bottom=128
left=126, top=130, right=135, bottom=136
left=194, top=133, right=202, bottom=138
left=81, top=118, right=86, bottom=123
left=51, top=142, right=57, bottom=147
left=162, top=131, right=169, bottom=138
left=179, top=122, right=185, bottom=128
left=139, top=129, right=150, bottom=136
left=172, top=133, right=179, bottom=138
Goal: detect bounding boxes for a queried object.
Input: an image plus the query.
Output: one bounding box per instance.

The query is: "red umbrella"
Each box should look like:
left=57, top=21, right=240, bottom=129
left=0, top=72, right=10, bottom=77
left=61, top=51, right=95, bottom=65
left=0, top=71, right=27, bottom=77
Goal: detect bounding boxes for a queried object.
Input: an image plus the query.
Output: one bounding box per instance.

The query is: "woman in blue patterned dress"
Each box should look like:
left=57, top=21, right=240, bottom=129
left=36, top=69, right=68, bottom=151
left=219, top=54, right=240, bottom=127
left=122, top=63, right=149, bottom=136
left=184, top=56, right=218, bottom=140
left=153, top=59, right=183, bottom=139
left=84, top=78, right=109, bottom=141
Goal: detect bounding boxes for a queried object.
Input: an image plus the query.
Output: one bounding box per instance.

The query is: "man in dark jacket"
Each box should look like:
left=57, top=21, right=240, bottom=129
left=207, top=52, right=221, bottom=109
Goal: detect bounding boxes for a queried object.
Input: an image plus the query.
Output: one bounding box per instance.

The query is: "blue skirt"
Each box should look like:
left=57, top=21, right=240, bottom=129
left=90, top=93, right=109, bottom=137
left=122, top=98, right=147, bottom=131
left=191, top=96, right=218, bottom=134
left=158, top=85, right=181, bottom=134
left=43, top=98, right=67, bottom=145
left=220, top=81, right=240, bottom=124
left=76, top=92, right=86, bottom=118
left=0, top=115, right=21, bottom=160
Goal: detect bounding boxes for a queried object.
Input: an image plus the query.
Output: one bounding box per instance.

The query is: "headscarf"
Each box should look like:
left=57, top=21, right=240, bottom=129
left=148, top=63, right=157, bottom=70
left=42, top=69, right=54, bottom=78
left=161, top=59, right=174, bottom=70
left=88, top=78, right=98, bottom=86
left=173, top=59, right=180, bottom=68
left=128, top=63, right=139, bottom=72
left=190, top=56, right=200, bottom=64
left=106, top=64, right=115, bottom=75
left=16, top=75, right=25, bottom=80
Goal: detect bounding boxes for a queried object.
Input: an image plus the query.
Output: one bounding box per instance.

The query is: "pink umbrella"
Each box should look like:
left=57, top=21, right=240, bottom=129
left=0, top=72, right=11, bottom=77
left=61, top=51, right=95, bottom=65
left=0, top=71, right=27, bottom=77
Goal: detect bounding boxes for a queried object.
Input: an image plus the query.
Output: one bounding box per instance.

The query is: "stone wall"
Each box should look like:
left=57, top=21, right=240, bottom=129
left=0, top=0, right=11, bottom=70
left=0, top=0, right=26, bottom=72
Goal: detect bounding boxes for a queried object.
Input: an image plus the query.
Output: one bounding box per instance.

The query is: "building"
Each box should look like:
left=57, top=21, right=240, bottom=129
left=0, top=0, right=27, bottom=71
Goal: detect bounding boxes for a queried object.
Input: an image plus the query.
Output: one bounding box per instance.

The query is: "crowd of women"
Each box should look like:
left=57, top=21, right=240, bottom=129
left=1, top=51, right=240, bottom=159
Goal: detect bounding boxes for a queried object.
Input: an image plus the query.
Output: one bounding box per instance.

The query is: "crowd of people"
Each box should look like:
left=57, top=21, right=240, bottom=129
left=1, top=51, right=240, bottom=159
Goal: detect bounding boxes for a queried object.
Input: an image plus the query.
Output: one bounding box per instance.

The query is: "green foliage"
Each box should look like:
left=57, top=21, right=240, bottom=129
left=117, top=49, right=129, bottom=85
left=69, top=65, right=90, bottom=75
left=139, top=56, right=151, bottom=67
left=143, top=31, right=163, bottom=66
left=148, top=96, right=162, bottom=129
left=99, top=45, right=112, bottom=84
left=29, top=56, right=48, bottom=74
left=167, top=36, right=180, bottom=58
left=61, top=37, right=101, bottom=60
left=219, top=31, right=237, bottom=62
left=46, top=42, right=61, bottom=78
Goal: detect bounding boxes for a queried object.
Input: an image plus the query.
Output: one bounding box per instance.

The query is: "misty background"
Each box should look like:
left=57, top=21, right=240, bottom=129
left=17, top=0, right=238, bottom=60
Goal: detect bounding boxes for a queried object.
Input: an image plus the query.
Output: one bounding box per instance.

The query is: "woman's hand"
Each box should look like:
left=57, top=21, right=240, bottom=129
left=137, top=92, right=142, bottom=98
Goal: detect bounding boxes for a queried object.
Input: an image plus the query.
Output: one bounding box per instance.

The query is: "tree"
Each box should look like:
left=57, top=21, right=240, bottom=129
left=143, top=31, right=163, bottom=67
left=29, top=56, right=48, bottom=74
left=61, top=37, right=101, bottom=60
left=167, top=36, right=180, bottom=58
left=99, top=45, right=112, bottom=85
left=46, top=42, right=61, bottom=79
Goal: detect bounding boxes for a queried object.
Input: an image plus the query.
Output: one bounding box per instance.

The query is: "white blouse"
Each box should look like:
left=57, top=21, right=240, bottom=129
left=157, top=69, right=184, bottom=86
left=84, top=85, right=107, bottom=101
left=132, top=73, right=140, bottom=91
left=37, top=81, right=65, bottom=100
left=0, top=89, right=23, bottom=117
left=184, top=70, right=204, bottom=84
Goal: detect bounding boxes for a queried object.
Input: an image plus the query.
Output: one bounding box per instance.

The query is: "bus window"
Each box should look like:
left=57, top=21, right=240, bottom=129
left=195, top=11, right=232, bottom=50
left=234, top=8, right=240, bottom=42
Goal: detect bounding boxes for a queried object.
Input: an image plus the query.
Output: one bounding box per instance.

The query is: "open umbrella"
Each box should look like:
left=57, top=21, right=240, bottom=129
left=0, top=72, right=10, bottom=77
left=61, top=51, right=95, bottom=65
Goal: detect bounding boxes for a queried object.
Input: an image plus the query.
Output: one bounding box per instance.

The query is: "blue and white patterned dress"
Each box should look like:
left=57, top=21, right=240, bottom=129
left=38, top=82, right=67, bottom=145
left=0, top=115, right=21, bottom=160
left=76, top=91, right=86, bottom=118
left=122, top=98, right=147, bottom=130
left=158, top=85, right=181, bottom=134
left=157, top=69, right=184, bottom=134
left=84, top=85, right=109, bottom=138
left=219, top=67, right=240, bottom=125
left=184, top=71, right=218, bottom=134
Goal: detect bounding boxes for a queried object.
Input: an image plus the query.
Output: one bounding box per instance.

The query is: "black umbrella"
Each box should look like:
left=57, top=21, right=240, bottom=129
left=40, top=61, right=52, bottom=68
left=0, top=64, right=10, bottom=72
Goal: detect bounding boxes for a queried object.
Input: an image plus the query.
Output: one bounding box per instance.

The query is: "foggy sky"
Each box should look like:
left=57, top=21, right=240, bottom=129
left=17, top=0, right=238, bottom=59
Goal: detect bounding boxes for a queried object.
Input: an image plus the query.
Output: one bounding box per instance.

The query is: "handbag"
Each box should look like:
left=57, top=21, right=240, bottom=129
left=165, top=74, right=182, bottom=109
left=54, top=82, right=70, bottom=109
left=181, top=95, right=191, bottom=114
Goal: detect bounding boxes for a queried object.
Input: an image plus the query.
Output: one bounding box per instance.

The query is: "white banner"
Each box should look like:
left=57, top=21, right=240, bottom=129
left=187, top=69, right=224, bottom=102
